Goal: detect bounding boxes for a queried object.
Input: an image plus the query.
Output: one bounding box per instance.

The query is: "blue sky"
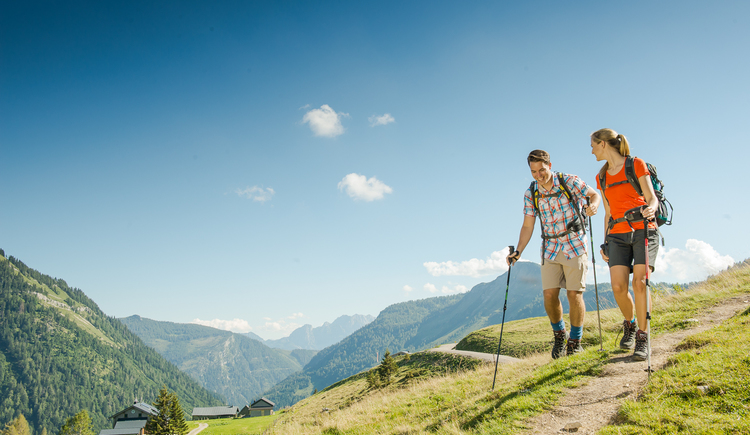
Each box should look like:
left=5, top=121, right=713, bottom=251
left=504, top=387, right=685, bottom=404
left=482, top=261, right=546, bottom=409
left=2, top=1, right=748, bottom=339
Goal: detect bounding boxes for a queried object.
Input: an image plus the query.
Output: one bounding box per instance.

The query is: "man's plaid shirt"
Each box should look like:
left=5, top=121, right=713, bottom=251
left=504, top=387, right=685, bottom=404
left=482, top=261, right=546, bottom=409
left=523, top=173, right=592, bottom=261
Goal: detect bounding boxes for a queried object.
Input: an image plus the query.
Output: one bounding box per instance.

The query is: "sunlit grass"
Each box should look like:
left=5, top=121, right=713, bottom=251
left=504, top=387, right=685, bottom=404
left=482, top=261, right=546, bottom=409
left=188, top=415, right=279, bottom=435
left=600, top=304, right=750, bottom=434
left=268, top=262, right=750, bottom=434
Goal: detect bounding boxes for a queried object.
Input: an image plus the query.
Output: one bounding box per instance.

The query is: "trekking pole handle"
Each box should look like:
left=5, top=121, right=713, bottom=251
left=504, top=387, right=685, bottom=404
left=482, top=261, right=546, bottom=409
left=507, top=245, right=517, bottom=265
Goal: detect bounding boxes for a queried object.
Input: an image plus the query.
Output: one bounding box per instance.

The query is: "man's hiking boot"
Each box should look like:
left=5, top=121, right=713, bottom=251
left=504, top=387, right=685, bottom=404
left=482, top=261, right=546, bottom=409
left=633, top=330, right=650, bottom=361
left=551, top=330, right=567, bottom=359
left=566, top=338, right=583, bottom=356
left=620, top=320, right=637, bottom=350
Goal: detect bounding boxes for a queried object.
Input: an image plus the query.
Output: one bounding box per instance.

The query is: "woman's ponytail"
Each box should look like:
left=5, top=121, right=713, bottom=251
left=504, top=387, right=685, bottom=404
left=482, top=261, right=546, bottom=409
left=592, top=128, right=630, bottom=181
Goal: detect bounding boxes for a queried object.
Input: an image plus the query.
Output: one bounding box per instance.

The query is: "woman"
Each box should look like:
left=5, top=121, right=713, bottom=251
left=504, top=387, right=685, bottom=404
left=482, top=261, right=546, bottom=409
left=590, top=128, right=659, bottom=361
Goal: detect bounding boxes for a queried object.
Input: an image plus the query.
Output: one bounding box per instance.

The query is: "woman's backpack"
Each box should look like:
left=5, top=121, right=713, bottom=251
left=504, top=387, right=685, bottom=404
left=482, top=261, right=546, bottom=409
left=598, top=156, right=673, bottom=232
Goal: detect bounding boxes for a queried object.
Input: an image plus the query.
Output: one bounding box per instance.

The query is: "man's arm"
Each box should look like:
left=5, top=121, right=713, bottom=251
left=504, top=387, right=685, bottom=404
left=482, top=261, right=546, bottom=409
left=584, top=186, right=601, bottom=217
left=507, top=214, right=536, bottom=265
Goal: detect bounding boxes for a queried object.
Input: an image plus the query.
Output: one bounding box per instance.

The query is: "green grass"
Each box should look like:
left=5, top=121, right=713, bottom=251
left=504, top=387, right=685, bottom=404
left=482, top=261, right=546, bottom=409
left=459, top=262, right=750, bottom=359
left=274, top=346, right=609, bottom=434
left=600, top=305, right=750, bottom=434
left=188, top=415, right=279, bottom=435
left=267, top=261, right=750, bottom=434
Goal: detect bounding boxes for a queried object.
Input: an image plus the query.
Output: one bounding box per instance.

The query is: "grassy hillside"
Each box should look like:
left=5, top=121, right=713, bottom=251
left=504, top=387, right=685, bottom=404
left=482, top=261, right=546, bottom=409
left=120, top=315, right=310, bottom=406
left=187, top=415, right=279, bottom=435
left=262, top=294, right=464, bottom=408
left=0, top=250, right=223, bottom=435
left=263, top=262, right=680, bottom=409
left=266, top=261, right=750, bottom=434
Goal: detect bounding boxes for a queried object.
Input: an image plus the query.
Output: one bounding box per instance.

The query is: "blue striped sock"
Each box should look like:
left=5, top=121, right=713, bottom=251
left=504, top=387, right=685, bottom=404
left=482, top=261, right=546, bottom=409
left=570, top=325, right=583, bottom=340
left=551, top=320, right=565, bottom=332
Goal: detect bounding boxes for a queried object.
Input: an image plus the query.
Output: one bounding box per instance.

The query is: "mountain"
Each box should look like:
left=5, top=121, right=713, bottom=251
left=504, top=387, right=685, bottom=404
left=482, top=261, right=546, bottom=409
left=263, top=314, right=375, bottom=350
left=119, top=316, right=313, bottom=406
left=263, top=262, right=619, bottom=408
left=242, top=331, right=266, bottom=342
left=262, top=294, right=463, bottom=408
left=0, top=250, right=223, bottom=435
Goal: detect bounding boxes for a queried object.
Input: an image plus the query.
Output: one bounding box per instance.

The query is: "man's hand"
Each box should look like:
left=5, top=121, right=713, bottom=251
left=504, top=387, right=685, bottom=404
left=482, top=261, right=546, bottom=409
left=584, top=203, right=598, bottom=217
left=506, top=250, right=520, bottom=266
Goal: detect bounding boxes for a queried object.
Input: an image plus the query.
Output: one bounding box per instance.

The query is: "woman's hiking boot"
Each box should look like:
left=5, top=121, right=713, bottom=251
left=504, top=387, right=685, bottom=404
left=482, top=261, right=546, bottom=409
left=566, top=338, right=583, bottom=356
left=633, top=330, right=650, bottom=361
left=552, top=330, right=567, bottom=359
left=620, top=320, right=637, bottom=350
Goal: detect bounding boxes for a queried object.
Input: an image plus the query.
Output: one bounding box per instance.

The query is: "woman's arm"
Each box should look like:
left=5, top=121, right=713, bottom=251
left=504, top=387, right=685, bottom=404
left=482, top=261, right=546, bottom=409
left=600, top=189, right=611, bottom=262
left=638, top=175, right=659, bottom=221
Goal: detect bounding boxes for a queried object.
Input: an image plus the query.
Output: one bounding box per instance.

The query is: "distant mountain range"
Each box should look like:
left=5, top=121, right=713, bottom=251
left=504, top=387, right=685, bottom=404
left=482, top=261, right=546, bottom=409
left=119, top=314, right=373, bottom=405
left=119, top=316, right=315, bottom=406
left=262, top=262, right=620, bottom=408
left=0, top=250, right=222, bottom=435
left=248, top=314, right=375, bottom=350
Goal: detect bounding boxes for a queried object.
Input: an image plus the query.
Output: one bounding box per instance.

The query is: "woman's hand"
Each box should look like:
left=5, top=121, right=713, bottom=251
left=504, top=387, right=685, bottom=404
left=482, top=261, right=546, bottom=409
left=600, top=243, right=609, bottom=263
left=641, top=204, right=657, bottom=221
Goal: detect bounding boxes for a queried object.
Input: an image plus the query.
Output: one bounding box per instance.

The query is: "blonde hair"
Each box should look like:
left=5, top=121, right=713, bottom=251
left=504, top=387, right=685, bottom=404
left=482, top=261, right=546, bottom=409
left=592, top=128, right=630, bottom=179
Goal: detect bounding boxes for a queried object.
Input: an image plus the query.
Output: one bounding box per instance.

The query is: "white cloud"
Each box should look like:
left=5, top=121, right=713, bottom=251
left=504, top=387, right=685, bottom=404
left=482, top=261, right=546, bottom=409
left=652, top=239, right=735, bottom=283
left=338, top=173, right=393, bottom=201
left=288, top=312, right=304, bottom=319
left=260, top=320, right=302, bottom=336
left=424, top=283, right=469, bottom=294
left=302, top=104, right=348, bottom=137
left=454, top=284, right=468, bottom=293
left=191, top=318, right=252, bottom=333
left=236, top=186, right=275, bottom=203
left=369, top=113, right=395, bottom=127
left=424, top=247, right=514, bottom=278
left=403, top=285, right=413, bottom=293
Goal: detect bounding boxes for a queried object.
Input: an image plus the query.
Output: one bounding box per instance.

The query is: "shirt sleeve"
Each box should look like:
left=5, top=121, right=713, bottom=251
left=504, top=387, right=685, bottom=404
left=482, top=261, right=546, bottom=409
left=523, top=188, right=535, bottom=217
left=633, top=157, right=651, bottom=179
left=565, top=174, right=590, bottom=200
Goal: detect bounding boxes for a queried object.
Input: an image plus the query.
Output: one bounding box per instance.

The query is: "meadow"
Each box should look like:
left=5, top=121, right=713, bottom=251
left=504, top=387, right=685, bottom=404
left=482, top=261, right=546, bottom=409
left=267, top=261, right=750, bottom=434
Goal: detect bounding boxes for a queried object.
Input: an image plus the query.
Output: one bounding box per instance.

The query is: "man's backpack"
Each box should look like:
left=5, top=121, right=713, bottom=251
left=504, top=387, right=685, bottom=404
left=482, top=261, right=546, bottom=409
left=529, top=172, right=586, bottom=240
left=598, top=156, right=673, bottom=230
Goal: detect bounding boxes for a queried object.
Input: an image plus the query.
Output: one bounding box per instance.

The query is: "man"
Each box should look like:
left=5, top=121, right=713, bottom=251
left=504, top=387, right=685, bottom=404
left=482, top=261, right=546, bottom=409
left=507, top=150, right=600, bottom=358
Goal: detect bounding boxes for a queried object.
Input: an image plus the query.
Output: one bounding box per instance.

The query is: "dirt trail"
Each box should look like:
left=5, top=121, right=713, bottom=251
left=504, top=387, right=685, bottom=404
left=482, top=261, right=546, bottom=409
left=522, top=295, right=750, bottom=434
left=429, top=343, right=521, bottom=364
left=187, top=422, right=208, bottom=435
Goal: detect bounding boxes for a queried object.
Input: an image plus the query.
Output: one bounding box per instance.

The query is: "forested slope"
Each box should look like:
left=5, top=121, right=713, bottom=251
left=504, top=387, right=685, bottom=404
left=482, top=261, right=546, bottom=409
left=0, top=250, right=222, bottom=435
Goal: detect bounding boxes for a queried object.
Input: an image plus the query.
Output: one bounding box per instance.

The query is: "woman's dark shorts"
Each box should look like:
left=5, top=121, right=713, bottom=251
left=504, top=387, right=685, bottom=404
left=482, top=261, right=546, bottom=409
left=606, top=229, right=659, bottom=272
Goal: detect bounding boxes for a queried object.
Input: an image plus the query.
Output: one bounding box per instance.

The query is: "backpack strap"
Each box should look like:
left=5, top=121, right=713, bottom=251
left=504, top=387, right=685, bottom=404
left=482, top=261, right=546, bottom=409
left=601, top=157, right=642, bottom=232
left=556, top=173, right=586, bottom=237
left=601, top=157, right=664, bottom=244
left=530, top=175, right=587, bottom=244
left=623, top=156, right=643, bottom=196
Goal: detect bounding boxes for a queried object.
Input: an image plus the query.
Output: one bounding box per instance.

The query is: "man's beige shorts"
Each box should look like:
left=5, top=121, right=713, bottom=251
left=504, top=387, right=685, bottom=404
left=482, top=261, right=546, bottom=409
left=541, top=253, right=588, bottom=291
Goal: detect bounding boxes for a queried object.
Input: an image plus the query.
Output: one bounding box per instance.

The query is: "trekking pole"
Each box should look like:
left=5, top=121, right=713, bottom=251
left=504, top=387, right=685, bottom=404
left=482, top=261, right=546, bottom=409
left=492, top=245, right=515, bottom=391
left=586, top=199, right=604, bottom=351
left=643, top=215, right=653, bottom=378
